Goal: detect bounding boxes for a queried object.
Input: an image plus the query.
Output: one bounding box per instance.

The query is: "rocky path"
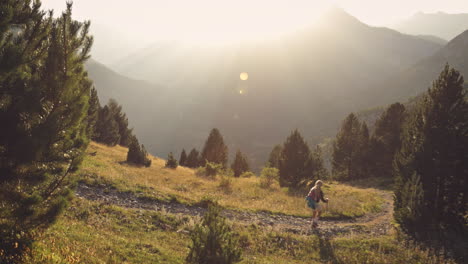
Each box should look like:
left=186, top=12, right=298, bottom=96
left=76, top=183, right=393, bottom=238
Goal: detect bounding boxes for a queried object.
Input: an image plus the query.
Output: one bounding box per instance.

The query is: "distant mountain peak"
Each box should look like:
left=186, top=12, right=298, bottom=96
left=323, top=7, right=361, bottom=22
left=317, top=6, right=364, bottom=29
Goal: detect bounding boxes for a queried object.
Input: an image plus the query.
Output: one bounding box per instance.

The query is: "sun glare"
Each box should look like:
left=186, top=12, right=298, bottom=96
left=172, top=0, right=333, bottom=45
left=240, top=72, right=249, bottom=81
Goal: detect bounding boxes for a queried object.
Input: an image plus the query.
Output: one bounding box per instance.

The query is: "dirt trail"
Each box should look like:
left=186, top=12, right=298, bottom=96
left=75, top=183, right=393, bottom=238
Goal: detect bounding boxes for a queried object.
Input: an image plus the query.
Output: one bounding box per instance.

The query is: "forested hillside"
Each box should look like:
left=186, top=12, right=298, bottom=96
left=88, top=9, right=444, bottom=170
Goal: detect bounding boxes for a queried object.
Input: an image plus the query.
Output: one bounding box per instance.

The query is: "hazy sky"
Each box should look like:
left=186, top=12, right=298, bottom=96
left=41, top=0, right=468, bottom=45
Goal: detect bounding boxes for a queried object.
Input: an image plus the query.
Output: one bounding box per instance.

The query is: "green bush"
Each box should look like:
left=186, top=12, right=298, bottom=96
left=205, top=162, right=223, bottom=177
left=259, top=167, right=279, bottom=188
left=240, top=171, right=256, bottom=178
left=195, top=196, right=218, bottom=208
left=222, top=168, right=235, bottom=177
left=195, top=167, right=207, bottom=177
left=219, top=176, right=233, bottom=193
left=186, top=204, right=242, bottom=264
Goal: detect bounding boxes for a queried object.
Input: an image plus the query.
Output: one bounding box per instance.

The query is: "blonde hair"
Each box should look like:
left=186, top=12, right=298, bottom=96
left=315, top=180, right=323, bottom=187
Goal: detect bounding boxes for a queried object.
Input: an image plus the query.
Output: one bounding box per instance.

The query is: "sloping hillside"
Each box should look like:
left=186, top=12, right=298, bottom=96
left=366, top=29, right=468, bottom=106
left=24, top=143, right=454, bottom=264
left=85, top=59, right=169, bottom=142
left=79, top=142, right=383, bottom=218
left=87, top=9, right=443, bottom=170
left=394, top=12, right=468, bottom=41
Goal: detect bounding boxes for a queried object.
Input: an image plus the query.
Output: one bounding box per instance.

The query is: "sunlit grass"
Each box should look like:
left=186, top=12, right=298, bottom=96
left=27, top=199, right=454, bottom=264
left=27, top=199, right=189, bottom=264
left=26, top=142, right=453, bottom=263
left=79, top=142, right=383, bottom=219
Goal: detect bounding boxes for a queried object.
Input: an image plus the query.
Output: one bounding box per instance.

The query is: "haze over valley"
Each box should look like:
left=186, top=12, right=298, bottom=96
left=81, top=8, right=468, bottom=170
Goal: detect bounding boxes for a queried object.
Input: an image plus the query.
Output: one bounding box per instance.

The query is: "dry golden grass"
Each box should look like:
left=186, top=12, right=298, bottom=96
left=27, top=142, right=455, bottom=264
left=79, top=142, right=383, bottom=219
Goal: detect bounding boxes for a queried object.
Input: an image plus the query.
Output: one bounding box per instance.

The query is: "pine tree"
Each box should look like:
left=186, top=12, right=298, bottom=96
left=187, top=204, right=242, bottom=264
left=95, top=105, right=120, bottom=145
left=107, top=99, right=133, bottom=146
left=357, top=122, right=370, bottom=178
left=127, top=136, right=151, bottom=167
left=267, top=145, right=282, bottom=168
left=369, top=103, right=406, bottom=178
left=231, top=150, right=250, bottom=177
left=0, top=2, right=93, bottom=261
left=201, top=128, right=228, bottom=167
left=394, top=65, right=467, bottom=258
left=186, top=148, right=201, bottom=168
left=179, top=149, right=187, bottom=166
left=165, top=152, right=178, bottom=169
left=308, top=145, right=329, bottom=181
left=87, top=87, right=100, bottom=139
left=332, top=113, right=363, bottom=180
left=278, top=129, right=311, bottom=188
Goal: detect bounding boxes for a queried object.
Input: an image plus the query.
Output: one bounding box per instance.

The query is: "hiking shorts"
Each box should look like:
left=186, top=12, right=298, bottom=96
left=306, top=196, right=321, bottom=210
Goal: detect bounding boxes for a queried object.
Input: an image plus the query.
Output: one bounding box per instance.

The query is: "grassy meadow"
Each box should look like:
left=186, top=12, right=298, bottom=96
left=23, top=142, right=456, bottom=264
left=27, top=196, right=452, bottom=264
left=78, top=142, right=383, bottom=219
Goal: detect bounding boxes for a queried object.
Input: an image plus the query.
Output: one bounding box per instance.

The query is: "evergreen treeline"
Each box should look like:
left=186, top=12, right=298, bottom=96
left=369, top=103, right=406, bottom=178
left=393, top=65, right=467, bottom=260
left=87, top=94, right=151, bottom=167
left=329, top=65, right=467, bottom=260
left=0, top=2, right=92, bottom=261
left=92, top=99, right=133, bottom=147
left=331, top=103, right=406, bottom=180
left=332, top=114, right=370, bottom=180
left=179, top=128, right=228, bottom=169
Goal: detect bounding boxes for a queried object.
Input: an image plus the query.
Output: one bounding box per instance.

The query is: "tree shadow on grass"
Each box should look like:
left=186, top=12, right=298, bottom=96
left=318, top=235, right=342, bottom=264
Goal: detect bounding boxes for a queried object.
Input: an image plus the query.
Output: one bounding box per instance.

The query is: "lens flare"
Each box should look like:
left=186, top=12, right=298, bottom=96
left=240, top=72, right=249, bottom=81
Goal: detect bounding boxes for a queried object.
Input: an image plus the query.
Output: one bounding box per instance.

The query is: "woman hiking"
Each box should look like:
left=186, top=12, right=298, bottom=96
left=306, top=180, right=329, bottom=228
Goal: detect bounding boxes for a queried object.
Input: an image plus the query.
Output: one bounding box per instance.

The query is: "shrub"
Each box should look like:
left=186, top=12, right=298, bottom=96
left=240, top=172, right=256, bottom=178
left=196, top=196, right=218, bottom=208
left=259, top=167, right=279, bottom=188
left=195, top=167, right=207, bottom=177
left=205, top=162, right=223, bottom=177
left=186, top=204, right=242, bottom=264
left=165, top=152, right=178, bottom=169
left=222, top=168, right=235, bottom=177
left=219, top=176, right=233, bottom=193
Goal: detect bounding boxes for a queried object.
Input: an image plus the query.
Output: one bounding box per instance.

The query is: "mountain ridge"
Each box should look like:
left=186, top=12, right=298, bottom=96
left=86, top=9, right=447, bottom=170
left=394, top=12, right=468, bottom=41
